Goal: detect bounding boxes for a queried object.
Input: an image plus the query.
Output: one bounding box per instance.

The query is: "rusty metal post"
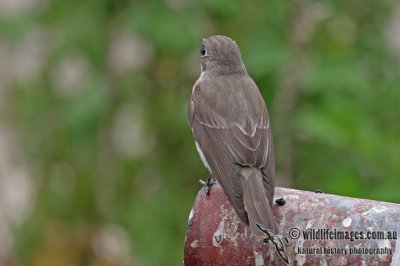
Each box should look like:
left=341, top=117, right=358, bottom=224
left=184, top=182, right=400, bottom=265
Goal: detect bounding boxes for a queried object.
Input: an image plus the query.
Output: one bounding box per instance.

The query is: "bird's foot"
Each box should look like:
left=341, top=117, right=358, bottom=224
left=199, top=175, right=216, bottom=198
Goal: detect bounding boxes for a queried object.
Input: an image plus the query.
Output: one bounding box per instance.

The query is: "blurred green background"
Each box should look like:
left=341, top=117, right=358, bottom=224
left=0, top=0, right=399, bottom=265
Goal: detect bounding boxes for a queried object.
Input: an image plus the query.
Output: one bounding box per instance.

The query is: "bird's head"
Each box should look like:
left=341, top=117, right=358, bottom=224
left=200, top=35, right=246, bottom=75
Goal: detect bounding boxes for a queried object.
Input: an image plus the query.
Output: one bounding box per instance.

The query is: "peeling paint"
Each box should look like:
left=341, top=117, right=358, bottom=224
left=212, top=220, right=225, bottom=247
left=355, top=202, right=372, bottom=213
left=295, top=237, right=306, bottom=266
left=378, top=239, right=392, bottom=263
left=253, top=251, right=264, bottom=266
left=190, top=240, right=199, bottom=248
left=285, top=194, right=299, bottom=201
left=338, top=257, right=347, bottom=265
left=391, top=232, right=400, bottom=266
left=220, top=205, right=244, bottom=246
left=342, top=217, right=352, bottom=227
left=188, top=207, right=194, bottom=225
left=362, top=205, right=388, bottom=216
left=320, top=257, right=328, bottom=266
left=267, top=243, right=275, bottom=263
left=305, top=220, right=314, bottom=229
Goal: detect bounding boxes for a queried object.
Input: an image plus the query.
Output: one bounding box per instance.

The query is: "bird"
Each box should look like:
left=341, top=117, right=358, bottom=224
left=188, top=35, right=278, bottom=237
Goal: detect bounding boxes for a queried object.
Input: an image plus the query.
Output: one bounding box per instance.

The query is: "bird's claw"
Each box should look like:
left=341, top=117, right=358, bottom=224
left=199, top=175, right=216, bottom=198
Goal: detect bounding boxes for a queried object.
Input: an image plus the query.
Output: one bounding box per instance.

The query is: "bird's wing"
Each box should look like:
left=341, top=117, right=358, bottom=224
left=189, top=75, right=275, bottom=223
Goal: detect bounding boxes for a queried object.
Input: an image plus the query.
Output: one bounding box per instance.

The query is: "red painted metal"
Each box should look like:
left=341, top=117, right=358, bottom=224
left=184, top=182, right=400, bottom=265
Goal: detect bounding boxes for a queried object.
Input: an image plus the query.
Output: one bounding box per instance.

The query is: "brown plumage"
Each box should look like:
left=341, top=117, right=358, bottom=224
left=188, top=35, right=278, bottom=236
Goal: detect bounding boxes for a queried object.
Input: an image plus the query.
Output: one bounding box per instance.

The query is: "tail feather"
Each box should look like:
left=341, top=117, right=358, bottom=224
left=241, top=167, right=278, bottom=237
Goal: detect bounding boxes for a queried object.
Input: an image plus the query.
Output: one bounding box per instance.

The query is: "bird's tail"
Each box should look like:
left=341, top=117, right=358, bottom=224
left=241, top=167, right=278, bottom=237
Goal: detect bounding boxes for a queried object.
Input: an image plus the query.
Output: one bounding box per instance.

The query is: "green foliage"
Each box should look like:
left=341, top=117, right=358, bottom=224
left=1, top=0, right=399, bottom=265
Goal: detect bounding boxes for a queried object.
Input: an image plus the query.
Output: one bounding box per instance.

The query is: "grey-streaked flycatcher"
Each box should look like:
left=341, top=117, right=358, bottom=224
left=188, top=35, right=278, bottom=237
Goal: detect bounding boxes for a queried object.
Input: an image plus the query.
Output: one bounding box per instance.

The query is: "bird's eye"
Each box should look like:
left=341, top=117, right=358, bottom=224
left=200, top=47, right=206, bottom=57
